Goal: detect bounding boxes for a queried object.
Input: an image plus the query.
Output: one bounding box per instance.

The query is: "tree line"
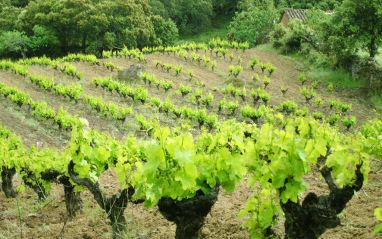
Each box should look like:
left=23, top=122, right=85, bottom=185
left=1, top=0, right=377, bottom=64
left=0, top=0, right=179, bottom=58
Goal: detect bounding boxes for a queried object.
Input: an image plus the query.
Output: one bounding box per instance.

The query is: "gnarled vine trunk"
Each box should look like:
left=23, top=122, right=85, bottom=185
left=158, top=184, right=220, bottom=239
left=276, top=164, right=364, bottom=239
left=22, top=170, right=48, bottom=201
left=62, top=177, right=83, bottom=218
left=1, top=167, right=17, bottom=198
left=41, top=169, right=82, bottom=217
left=68, top=161, right=135, bottom=238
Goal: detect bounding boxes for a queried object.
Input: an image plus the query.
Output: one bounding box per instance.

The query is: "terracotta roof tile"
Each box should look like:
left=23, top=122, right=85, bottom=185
left=280, top=8, right=334, bottom=23
left=284, top=9, right=308, bottom=22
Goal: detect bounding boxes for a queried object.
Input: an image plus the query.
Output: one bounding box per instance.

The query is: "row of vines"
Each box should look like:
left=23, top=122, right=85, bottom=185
left=0, top=39, right=382, bottom=238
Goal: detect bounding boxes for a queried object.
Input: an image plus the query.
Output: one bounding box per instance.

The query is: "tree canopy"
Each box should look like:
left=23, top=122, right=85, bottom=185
left=229, top=7, right=278, bottom=46
left=303, top=0, right=382, bottom=68
left=150, top=0, right=213, bottom=34
left=0, top=0, right=178, bottom=57
left=0, top=30, right=30, bottom=60
left=0, top=25, right=54, bottom=59
left=0, top=0, right=381, bottom=66
left=0, top=4, right=21, bottom=34
left=274, top=0, right=343, bottom=11
left=339, top=0, right=382, bottom=58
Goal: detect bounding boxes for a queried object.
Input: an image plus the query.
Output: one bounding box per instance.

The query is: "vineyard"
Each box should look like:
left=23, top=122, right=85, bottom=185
left=0, top=40, right=382, bottom=239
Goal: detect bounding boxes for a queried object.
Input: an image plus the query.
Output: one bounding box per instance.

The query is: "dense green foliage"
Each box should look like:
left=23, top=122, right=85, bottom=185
left=229, top=7, right=278, bottom=46
left=274, top=0, right=343, bottom=10
left=0, top=31, right=30, bottom=59
left=1, top=0, right=381, bottom=68
left=236, top=0, right=276, bottom=12
left=308, top=0, right=382, bottom=66
left=2, top=0, right=31, bottom=8
left=150, top=16, right=179, bottom=47
left=269, top=0, right=382, bottom=69
left=335, top=0, right=382, bottom=58
left=271, top=20, right=308, bottom=54
left=0, top=25, right=57, bottom=59
left=149, top=0, right=279, bottom=35
left=0, top=4, right=20, bottom=33
left=149, top=0, right=214, bottom=34
left=0, top=0, right=178, bottom=58
left=212, top=0, right=240, bottom=14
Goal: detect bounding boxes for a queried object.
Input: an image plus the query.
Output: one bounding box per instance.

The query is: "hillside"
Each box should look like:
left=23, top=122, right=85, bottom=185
left=0, top=46, right=381, bottom=238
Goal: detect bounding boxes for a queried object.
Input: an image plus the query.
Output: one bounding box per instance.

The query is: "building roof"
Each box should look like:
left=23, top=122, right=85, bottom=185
left=282, top=9, right=309, bottom=22
left=279, top=8, right=334, bottom=23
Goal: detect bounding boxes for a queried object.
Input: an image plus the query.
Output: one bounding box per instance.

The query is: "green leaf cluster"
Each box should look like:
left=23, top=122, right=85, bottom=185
left=229, top=7, right=278, bottom=46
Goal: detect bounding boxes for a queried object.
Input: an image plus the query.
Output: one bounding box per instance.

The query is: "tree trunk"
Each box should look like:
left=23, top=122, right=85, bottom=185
left=82, top=33, right=87, bottom=52
left=280, top=164, right=364, bottom=239
left=61, top=33, right=68, bottom=55
left=21, top=50, right=27, bottom=62
left=1, top=167, right=17, bottom=198
left=158, top=184, right=220, bottom=239
left=369, top=36, right=376, bottom=59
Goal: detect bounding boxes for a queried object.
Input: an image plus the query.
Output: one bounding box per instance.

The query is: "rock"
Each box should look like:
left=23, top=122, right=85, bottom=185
left=26, top=213, right=39, bottom=218
left=115, top=64, right=147, bottom=84
left=350, top=56, right=382, bottom=89
left=223, top=78, right=246, bottom=88
left=201, top=228, right=211, bottom=237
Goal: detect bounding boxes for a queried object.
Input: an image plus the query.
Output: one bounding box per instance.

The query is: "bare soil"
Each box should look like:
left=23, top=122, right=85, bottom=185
left=0, top=48, right=381, bottom=238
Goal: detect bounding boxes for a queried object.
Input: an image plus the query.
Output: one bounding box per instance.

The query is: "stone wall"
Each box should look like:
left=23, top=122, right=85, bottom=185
left=279, top=13, right=289, bottom=28
left=351, top=58, right=382, bottom=93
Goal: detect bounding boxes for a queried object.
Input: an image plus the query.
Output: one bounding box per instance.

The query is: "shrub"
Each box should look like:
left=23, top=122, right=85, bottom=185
left=271, top=23, right=287, bottom=48
left=151, top=16, right=179, bottom=47
left=279, top=20, right=308, bottom=54
left=229, top=7, right=278, bottom=46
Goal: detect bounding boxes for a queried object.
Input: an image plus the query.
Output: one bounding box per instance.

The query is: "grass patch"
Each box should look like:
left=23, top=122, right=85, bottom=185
left=255, top=44, right=311, bottom=71
left=177, top=14, right=233, bottom=44
left=255, top=43, right=382, bottom=113
left=358, top=47, right=382, bottom=65
left=308, top=69, right=366, bottom=89
left=256, top=44, right=367, bottom=89
left=255, top=43, right=280, bottom=54
left=370, top=94, right=382, bottom=113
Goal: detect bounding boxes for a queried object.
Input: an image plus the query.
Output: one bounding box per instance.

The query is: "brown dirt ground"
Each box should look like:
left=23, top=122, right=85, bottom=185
left=0, top=48, right=381, bottom=238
